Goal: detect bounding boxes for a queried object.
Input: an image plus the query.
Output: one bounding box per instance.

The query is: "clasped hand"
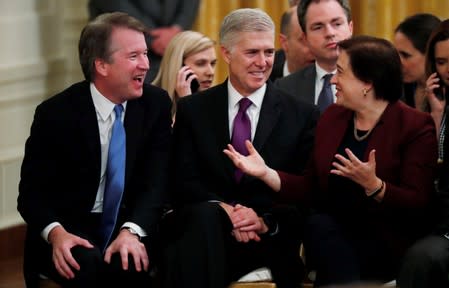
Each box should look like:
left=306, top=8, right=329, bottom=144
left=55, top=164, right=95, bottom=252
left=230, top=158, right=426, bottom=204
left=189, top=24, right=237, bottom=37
left=220, top=203, right=268, bottom=243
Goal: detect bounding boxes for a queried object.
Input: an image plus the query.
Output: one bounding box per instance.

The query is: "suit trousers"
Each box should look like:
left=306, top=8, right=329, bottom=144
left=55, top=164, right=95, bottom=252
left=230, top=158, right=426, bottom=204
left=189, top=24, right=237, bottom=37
left=23, top=213, right=153, bottom=288
left=397, top=235, right=449, bottom=288
left=161, top=202, right=304, bottom=288
left=303, top=213, right=397, bottom=287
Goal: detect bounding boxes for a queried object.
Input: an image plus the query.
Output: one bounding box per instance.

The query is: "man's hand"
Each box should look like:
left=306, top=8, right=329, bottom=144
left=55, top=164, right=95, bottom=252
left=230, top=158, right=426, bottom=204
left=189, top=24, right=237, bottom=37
left=219, top=202, right=261, bottom=242
left=149, top=25, right=182, bottom=56
left=104, top=229, right=149, bottom=272
left=231, top=204, right=268, bottom=235
left=48, top=226, right=94, bottom=279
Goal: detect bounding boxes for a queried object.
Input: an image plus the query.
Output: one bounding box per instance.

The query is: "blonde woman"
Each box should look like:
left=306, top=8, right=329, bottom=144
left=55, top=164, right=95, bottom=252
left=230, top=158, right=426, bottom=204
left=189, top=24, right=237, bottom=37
left=152, top=30, right=216, bottom=118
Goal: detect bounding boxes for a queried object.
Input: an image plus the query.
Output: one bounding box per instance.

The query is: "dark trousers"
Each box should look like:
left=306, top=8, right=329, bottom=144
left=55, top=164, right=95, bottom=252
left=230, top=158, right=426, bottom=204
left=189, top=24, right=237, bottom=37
left=303, top=213, right=397, bottom=287
left=397, top=235, right=449, bottom=288
left=23, top=213, right=153, bottom=288
left=161, top=202, right=304, bottom=288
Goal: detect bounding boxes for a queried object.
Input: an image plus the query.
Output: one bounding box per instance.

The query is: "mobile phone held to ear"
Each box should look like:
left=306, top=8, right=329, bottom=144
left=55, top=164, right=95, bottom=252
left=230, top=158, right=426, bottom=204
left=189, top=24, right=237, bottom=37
left=434, top=76, right=446, bottom=101
left=182, top=64, right=200, bottom=93
left=187, top=73, right=200, bottom=93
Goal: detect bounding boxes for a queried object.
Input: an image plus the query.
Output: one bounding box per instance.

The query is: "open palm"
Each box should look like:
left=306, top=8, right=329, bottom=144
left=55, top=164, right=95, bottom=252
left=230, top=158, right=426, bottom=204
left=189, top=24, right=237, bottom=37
left=223, top=140, right=267, bottom=178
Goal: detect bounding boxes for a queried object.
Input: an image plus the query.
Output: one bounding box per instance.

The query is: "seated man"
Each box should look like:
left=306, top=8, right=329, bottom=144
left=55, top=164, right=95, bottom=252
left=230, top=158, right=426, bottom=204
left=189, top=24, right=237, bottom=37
left=17, top=12, right=172, bottom=287
left=164, top=8, right=319, bottom=288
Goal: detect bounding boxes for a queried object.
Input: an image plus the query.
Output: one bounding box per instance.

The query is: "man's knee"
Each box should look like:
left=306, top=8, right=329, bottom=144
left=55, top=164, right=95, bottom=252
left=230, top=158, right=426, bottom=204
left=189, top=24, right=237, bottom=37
left=405, top=235, right=449, bottom=264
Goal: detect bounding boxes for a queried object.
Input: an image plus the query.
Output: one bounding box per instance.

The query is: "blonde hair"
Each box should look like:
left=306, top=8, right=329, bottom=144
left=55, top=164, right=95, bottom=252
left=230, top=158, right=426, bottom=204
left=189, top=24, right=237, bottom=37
left=152, top=31, right=215, bottom=116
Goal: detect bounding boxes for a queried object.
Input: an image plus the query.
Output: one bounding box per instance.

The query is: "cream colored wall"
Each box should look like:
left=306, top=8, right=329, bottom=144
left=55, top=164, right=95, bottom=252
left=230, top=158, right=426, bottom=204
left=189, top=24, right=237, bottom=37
left=0, top=0, right=88, bottom=229
left=1, top=0, right=449, bottom=230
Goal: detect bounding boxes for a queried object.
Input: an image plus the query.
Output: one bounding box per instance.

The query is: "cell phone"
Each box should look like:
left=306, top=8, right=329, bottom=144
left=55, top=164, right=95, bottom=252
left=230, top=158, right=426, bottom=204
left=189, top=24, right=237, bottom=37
left=434, top=75, right=446, bottom=101
left=182, top=64, right=200, bottom=93
left=187, top=73, right=200, bottom=93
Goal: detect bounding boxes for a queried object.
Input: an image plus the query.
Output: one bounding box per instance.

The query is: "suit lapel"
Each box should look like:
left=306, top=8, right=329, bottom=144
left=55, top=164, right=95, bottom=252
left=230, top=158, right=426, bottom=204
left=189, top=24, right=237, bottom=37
left=78, top=82, right=101, bottom=179
left=253, top=83, right=281, bottom=152
left=206, top=82, right=235, bottom=180
left=124, top=99, right=144, bottom=186
left=302, top=65, right=317, bottom=104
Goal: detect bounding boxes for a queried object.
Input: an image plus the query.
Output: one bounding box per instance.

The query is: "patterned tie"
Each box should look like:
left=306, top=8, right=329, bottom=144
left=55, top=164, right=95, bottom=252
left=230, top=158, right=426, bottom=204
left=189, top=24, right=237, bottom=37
left=231, top=98, right=252, bottom=182
left=101, top=104, right=126, bottom=250
left=317, top=73, right=334, bottom=113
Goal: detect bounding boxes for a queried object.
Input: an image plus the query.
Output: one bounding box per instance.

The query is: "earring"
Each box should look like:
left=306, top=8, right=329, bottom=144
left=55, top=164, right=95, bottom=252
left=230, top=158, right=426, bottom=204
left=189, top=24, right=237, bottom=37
left=363, top=88, right=368, bottom=97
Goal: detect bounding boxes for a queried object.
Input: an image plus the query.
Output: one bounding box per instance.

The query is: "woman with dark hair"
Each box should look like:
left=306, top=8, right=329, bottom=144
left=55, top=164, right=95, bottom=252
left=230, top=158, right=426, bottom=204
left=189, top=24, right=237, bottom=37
left=397, top=19, right=449, bottom=288
left=394, top=13, right=441, bottom=110
left=224, top=35, right=438, bottom=287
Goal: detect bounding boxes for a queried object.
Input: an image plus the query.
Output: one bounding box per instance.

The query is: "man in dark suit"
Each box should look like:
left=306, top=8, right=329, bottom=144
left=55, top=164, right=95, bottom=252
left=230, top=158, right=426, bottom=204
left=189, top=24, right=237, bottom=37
left=270, top=4, right=315, bottom=82
left=167, top=8, right=319, bottom=288
left=17, top=12, right=172, bottom=287
left=275, top=0, right=353, bottom=110
left=88, top=0, right=200, bottom=82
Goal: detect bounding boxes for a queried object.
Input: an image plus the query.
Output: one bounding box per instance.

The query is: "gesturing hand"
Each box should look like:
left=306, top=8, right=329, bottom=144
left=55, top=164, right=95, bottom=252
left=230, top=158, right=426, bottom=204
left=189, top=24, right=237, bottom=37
left=331, top=148, right=379, bottom=190
left=223, top=140, right=267, bottom=178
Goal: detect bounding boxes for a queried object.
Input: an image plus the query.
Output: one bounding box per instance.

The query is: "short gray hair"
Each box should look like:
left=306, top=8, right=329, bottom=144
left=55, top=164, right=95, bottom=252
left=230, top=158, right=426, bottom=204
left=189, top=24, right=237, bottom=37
left=219, top=8, right=274, bottom=49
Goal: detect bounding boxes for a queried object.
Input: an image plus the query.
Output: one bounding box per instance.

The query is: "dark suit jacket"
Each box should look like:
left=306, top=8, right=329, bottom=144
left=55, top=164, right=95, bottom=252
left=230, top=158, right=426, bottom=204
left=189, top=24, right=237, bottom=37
left=172, top=80, right=319, bottom=218
left=18, top=80, right=172, bottom=244
left=274, top=64, right=316, bottom=104
left=278, top=101, right=438, bottom=254
left=88, top=0, right=200, bottom=82
left=269, top=49, right=286, bottom=83
left=88, top=0, right=199, bottom=29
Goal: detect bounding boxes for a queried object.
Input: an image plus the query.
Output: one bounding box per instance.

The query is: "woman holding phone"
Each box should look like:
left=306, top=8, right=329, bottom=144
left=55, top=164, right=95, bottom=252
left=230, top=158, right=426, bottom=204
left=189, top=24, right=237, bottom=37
left=424, top=19, right=449, bottom=141
left=398, top=19, right=449, bottom=288
left=393, top=13, right=440, bottom=111
left=152, top=30, right=217, bottom=120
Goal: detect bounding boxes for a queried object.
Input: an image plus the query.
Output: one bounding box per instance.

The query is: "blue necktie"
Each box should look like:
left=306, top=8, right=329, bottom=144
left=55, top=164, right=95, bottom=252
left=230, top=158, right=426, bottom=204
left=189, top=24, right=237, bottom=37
left=101, top=104, right=126, bottom=250
left=231, top=98, right=252, bottom=182
left=317, top=73, right=334, bottom=113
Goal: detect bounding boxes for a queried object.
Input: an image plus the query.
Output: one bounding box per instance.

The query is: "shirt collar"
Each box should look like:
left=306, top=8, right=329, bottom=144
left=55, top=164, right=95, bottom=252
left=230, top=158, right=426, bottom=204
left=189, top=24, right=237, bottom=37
left=90, top=83, right=127, bottom=121
left=227, top=79, right=266, bottom=109
left=315, top=62, right=336, bottom=81
left=283, top=60, right=290, bottom=77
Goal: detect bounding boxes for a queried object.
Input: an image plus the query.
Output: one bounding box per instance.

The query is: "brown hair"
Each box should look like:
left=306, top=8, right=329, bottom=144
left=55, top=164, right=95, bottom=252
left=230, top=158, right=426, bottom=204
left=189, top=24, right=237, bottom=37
left=78, top=12, right=147, bottom=81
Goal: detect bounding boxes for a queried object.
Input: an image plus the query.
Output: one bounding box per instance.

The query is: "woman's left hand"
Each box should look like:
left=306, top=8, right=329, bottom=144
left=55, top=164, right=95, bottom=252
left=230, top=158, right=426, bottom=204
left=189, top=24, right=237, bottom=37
left=331, top=148, right=380, bottom=191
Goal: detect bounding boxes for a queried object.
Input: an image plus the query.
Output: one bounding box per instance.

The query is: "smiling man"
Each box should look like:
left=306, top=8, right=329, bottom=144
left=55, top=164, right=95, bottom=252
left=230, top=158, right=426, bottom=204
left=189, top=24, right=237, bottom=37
left=275, top=0, right=353, bottom=113
left=18, top=12, right=172, bottom=287
left=165, top=8, right=319, bottom=288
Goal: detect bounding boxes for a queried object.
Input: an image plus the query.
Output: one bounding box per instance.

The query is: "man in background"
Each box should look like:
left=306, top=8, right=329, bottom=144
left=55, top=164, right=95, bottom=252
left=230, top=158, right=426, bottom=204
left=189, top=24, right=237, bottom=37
left=88, top=0, right=200, bottom=82
left=275, top=0, right=353, bottom=113
left=270, top=4, right=315, bottom=82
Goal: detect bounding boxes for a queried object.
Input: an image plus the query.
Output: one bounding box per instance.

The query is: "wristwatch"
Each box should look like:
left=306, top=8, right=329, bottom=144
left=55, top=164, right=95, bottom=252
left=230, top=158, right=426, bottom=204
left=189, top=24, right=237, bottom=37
left=122, top=227, right=141, bottom=241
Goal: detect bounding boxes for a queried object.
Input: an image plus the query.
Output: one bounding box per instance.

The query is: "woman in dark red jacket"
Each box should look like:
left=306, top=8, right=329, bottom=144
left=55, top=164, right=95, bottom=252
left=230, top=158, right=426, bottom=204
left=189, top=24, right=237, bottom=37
left=224, top=35, right=438, bottom=287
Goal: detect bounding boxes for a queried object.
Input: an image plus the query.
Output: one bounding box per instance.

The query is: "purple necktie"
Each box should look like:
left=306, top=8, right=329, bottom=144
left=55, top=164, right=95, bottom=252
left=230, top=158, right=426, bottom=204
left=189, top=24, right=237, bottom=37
left=231, top=98, right=252, bottom=182
left=317, top=73, right=334, bottom=113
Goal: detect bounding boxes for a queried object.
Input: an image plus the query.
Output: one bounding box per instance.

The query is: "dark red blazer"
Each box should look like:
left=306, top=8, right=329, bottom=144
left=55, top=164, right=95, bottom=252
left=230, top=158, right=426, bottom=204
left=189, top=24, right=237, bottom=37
left=279, top=100, right=438, bottom=254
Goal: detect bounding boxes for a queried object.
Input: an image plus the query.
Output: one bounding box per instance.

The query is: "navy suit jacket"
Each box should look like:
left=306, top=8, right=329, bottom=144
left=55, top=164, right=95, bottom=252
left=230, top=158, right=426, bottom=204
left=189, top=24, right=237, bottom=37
left=274, top=64, right=316, bottom=104
left=172, top=80, right=319, bottom=218
left=18, top=81, right=172, bottom=239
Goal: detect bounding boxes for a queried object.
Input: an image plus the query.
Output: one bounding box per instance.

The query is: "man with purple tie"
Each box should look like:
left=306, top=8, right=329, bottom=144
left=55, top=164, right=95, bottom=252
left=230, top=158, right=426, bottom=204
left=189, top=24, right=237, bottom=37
left=166, top=8, right=319, bottom=288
